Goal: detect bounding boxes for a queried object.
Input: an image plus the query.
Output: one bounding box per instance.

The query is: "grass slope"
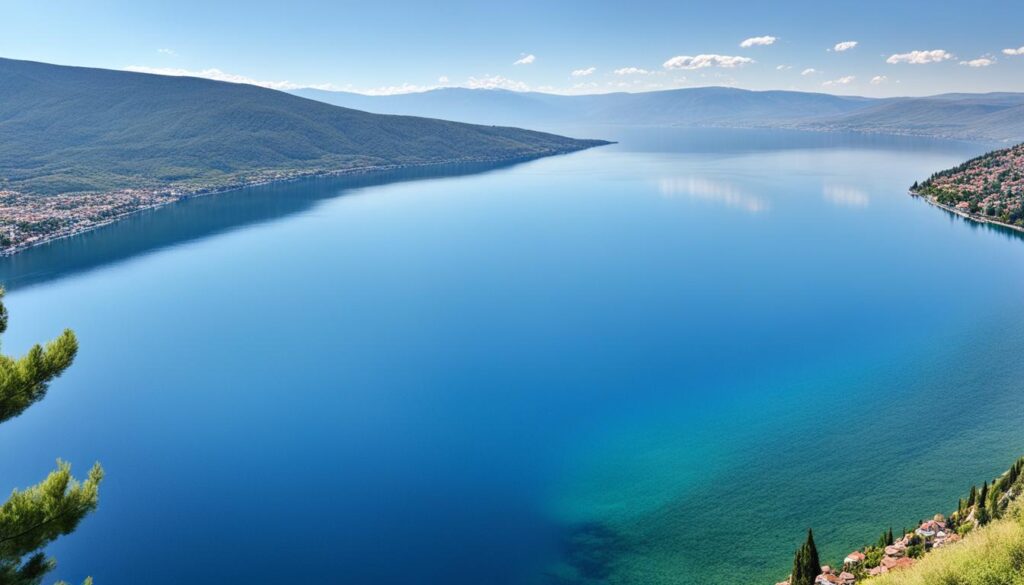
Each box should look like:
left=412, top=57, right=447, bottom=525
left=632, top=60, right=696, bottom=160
left=0, top=58, right=606, bottom=195
left=870, top=499, right=1024, bottom=585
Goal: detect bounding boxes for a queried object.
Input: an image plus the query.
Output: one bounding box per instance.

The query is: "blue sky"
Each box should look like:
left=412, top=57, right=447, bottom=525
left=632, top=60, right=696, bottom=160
left=4, top=0, right=1024, bottom=97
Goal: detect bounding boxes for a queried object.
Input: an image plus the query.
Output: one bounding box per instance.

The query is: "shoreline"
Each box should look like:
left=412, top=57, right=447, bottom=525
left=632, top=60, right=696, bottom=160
left=909, top=190, right=1024, bottom=235
left=0, top=147, right=600, bottom=258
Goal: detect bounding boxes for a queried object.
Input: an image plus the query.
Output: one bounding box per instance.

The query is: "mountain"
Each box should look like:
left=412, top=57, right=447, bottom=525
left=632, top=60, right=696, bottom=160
left=291, top=86, right=881, bottom=129
left=292, top=86, right=1024, bottom=142
left=799, top=97, right=1024, bottom=142
left=0, top=58, right=607, bottom=196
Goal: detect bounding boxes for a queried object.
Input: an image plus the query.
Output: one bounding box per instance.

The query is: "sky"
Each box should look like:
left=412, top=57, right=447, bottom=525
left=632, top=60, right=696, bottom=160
left=3, top=0, right=1024, bottom=97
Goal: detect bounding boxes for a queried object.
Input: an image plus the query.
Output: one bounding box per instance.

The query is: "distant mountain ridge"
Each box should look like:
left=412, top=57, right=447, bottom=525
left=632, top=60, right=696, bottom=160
left=292, top=86, right=882, bottom=128
left=291, top=86, right=1024, bottom=142
left=798, top=96, right=1024, bottom=142
left=0, top=57, right=607, bottom=196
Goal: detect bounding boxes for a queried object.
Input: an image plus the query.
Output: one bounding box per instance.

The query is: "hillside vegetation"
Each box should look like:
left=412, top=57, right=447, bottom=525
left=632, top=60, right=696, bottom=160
left=869, top=499, right=1024, bottom=585
left=0, top=58, right=606, bottom=196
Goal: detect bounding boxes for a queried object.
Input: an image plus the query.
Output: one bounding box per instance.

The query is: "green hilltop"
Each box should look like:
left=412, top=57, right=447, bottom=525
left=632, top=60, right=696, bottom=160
left=0, top=57, right=607, bottom=196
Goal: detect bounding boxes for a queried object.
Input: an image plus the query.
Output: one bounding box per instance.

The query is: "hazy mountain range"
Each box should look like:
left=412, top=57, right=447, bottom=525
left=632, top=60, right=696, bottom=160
left=292, top=87, right=1024, bottom=143
left=0, top=58, right=605, bottom=196
left=2, top=55, right=1021, bottom=199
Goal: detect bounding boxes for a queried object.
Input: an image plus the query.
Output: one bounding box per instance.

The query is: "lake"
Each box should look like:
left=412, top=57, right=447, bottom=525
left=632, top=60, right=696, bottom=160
left=2, top=128, right=1024, bottom=585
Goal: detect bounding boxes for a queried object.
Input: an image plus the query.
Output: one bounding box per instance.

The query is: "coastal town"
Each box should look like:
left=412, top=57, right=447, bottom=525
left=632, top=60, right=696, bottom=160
left=911, top=142, right=1024, bottom=232
left=0, top=166, right=350, bottom=255
left=775, top=456, right=1024, bottom=585
left=0, top=151, right=578, bottom=256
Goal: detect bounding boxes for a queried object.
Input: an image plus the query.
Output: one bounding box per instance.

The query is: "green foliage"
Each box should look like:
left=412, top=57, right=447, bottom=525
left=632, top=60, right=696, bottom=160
left=0, top=288, right=102, bottom=584
left=0, top=58, right=606, bottom=196
left=906, top=543, right=924, bottom=559
left=863, top=546, right=884, bottom=569
left=790, top=529, right=821, bottom=585
left=976, top=505, right=991, bottom=526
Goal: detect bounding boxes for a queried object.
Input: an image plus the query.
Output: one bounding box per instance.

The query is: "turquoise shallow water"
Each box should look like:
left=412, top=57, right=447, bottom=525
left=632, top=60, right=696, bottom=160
left=0, top=129, right=1022, bottom=584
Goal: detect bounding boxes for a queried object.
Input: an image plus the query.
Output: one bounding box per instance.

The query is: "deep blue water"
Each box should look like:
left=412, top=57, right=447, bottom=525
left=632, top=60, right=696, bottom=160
left=1, top=129, right=1023, bottom=584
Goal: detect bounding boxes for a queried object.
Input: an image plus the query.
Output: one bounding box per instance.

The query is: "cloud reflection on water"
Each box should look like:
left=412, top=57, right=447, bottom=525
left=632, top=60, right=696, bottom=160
left=657, top=176, right=768, bottom=213
left=822, top=183, right=871, bottom=208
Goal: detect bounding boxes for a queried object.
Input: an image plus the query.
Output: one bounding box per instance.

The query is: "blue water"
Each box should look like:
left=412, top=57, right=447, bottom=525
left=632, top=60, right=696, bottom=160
left=1, top=129, right=1023, bottom=584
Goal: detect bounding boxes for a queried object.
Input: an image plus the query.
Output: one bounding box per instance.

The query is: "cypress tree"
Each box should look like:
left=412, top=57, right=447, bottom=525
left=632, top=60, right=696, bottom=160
left=0, top=289, right=102, bottom=584
left=791, top=529, right=821, bottom=585
left=977, top=503, right=991, bottom=525
left=805, top=529, right=821, bottom=577
left=988, top=485, right=1002, bottom=518
left=886, top=527, right=894, bottom=546
left=967, top=485, right=977, bottom=507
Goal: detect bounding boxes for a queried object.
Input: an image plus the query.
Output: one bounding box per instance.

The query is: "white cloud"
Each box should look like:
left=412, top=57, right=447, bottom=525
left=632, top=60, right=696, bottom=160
left=123, top=66, right=308, bottom=90
left=614, top=67, right=652, bottom=75
left=740, top=35, right=777, bottom=48
left=465, top=75, right=530, bottom=91
left=663, top=54, right=754, bottom=70
left=886, top=49, right=954, bottom=64
left=1004, top=46, right=1024, bottom=56
left=801, top=68, right=818, bottom=76
left=823, top=75, right=856, bottom=86
left=870, top=75, right=888, bottom=85
left=437, top=76, right=450, bottom=84
left=513, top=53, right=536, bottom=65
left=832, top=41, right=858, bottom=52
left=358, top=83, right=438, bottom=96
left=960, top=56, right=995, bottom=67
left=157, top=48, right=176, bottom=56
left=776, top=64, right=792, bottom=70
left=571, top=67, right=596, bottom=77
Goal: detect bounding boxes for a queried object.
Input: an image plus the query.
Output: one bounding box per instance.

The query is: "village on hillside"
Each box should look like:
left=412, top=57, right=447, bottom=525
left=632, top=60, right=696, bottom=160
left=912, top=142, right=1024, bottom=230
left=0, top=166, right=364, bottom=255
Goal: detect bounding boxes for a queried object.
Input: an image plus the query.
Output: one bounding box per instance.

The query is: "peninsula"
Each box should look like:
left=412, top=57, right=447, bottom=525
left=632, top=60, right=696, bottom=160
left=910, top=142, right=1024, bottom=232
left=0, top=57, right=608, bottom=255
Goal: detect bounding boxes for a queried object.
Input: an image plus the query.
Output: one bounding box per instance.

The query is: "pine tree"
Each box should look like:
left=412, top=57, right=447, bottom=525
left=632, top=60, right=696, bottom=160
left=0, top=289, right=102, bottom=584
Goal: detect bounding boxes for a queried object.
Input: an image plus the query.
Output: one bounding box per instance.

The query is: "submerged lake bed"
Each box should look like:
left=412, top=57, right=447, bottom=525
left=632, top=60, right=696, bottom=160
left=2, top=129, right=1023, bottom=584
